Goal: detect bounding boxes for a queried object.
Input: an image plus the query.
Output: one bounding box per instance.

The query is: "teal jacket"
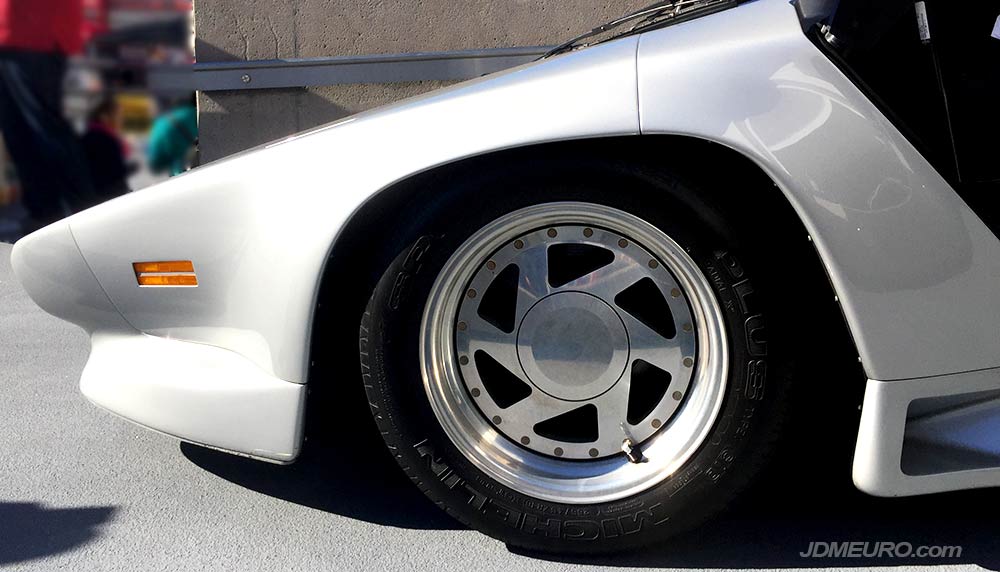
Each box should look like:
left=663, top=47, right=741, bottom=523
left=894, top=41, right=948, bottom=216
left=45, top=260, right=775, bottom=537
left=148, top=106, right=198, bottom=176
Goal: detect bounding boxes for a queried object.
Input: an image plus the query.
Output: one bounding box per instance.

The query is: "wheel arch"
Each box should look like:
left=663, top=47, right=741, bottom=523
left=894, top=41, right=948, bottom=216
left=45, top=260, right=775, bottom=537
left=306, top=134, right=857, bottom=400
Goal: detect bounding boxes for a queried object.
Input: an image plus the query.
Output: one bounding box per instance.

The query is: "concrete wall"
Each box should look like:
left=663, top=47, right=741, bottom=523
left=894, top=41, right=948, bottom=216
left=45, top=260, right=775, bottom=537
left=193, top=0, right=647, bottom=162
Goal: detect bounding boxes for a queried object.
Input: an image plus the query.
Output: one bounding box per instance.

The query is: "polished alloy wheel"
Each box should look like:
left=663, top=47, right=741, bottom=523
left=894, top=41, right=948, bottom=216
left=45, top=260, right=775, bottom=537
left=421, top=202, right=728, bottom=503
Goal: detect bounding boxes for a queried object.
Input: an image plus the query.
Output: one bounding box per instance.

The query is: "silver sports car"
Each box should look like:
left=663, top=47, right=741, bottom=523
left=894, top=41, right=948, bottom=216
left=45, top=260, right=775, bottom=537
left=11, top=0, right=1000, bottom=553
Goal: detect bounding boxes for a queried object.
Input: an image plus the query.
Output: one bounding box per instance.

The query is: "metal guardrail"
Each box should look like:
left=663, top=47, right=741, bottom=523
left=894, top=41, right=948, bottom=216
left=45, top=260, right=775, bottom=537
left=191, top=46, right=553, bottom=91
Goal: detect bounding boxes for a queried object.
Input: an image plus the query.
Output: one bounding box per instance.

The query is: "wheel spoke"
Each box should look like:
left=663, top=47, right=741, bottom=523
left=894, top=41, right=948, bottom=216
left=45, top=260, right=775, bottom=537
left=462, top=319, right=523, bottom=381
left=514, top=246, right=552, bottom=319
left=501, top=389, right=577, bottom=429
left=622, top=311, right=685, bottom=372
left=591, top=377, right=632, bottom=443
left=557, top=253, right=648, bottom=300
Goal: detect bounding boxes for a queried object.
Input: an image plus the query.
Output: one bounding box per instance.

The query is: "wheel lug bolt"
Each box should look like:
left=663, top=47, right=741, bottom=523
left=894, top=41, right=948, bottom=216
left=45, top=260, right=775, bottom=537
left=554, top=447, right=564, bottom=457
left=673, top=391, right=683, bottom=401
left=589, top=448, right=599, bottom=458
left=648, top=259, right=659, bottom=269
left=651, top=418, right=662, bottom=428
left=683, top=357, right=693, bottom=367
left=520, top=436, right=530, bottom=445
left=670, top=288, right=681, bottom=298
left=547, top=228, right=557, bottom=238
left=459, top=356, right=469, bottom=366
left=618, top=238, right=629, bottom=248
left=583, top=228, right=593, bottom=238
left=467, top=288, right=477, bottom=299
left=471, top=388, right=481, bottom=397
left=514, top=239, right=524, bottom=249
left=492, top=416, right=502, bottom=424
left=486, top=260, right=496, bottom=271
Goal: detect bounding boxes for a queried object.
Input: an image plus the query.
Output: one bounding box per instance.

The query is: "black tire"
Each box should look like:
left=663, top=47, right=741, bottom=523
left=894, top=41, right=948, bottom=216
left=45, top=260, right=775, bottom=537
left=359, top=159, right=790, bottom=554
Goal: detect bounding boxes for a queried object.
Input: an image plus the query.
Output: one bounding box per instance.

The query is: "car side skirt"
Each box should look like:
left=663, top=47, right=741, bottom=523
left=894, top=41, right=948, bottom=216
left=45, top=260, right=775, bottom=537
left=855, top=367, right=1000, bottom=496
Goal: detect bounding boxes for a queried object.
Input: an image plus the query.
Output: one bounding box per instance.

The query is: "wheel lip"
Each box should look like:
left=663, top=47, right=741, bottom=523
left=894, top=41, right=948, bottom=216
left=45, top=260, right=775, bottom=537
left=420, top=202, right=729, bottom=504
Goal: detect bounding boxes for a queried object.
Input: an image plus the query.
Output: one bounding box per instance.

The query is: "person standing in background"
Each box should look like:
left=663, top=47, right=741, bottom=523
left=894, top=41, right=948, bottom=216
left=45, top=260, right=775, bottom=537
left=148, top=94, right=198, bottom=176
left=83, top=98, right=132, bottom=201
left=0, top=0, right=97, bottom=231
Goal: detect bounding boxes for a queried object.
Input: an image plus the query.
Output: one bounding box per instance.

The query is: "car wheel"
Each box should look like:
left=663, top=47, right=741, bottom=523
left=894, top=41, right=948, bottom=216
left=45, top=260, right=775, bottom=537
left=359, top=166, right=787, bottom=553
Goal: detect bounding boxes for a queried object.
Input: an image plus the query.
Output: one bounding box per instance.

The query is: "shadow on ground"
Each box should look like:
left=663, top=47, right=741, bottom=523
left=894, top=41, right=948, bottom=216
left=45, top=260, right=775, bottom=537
left=182, top=297, right=999, bottom=568
left=181, top=413, right=460, bottom=531
left=181, top=437, right=458, bottom=530
left=0, top=502, right=116, bottom=565
left=185, top=416, right=1000, bottom=570
left=183, top=385, right=1000, bottom=570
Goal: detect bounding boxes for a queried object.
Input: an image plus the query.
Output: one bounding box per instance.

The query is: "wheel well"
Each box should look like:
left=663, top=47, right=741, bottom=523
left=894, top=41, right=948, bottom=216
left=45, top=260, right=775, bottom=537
left=305, top=135, right=861, bottom=431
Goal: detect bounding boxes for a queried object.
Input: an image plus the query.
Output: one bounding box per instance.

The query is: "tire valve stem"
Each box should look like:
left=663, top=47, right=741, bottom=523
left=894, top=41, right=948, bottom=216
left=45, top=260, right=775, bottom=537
left=620, top=424, right=644, bottom=464
left=621, top=439, right=643, bottom=464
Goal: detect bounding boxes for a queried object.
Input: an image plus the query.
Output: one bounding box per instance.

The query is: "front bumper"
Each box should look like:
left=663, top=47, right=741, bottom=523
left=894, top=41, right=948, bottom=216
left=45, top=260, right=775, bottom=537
left=82, top=332, right=305, bottom=463
left=12, top=221, right=306, bottom=463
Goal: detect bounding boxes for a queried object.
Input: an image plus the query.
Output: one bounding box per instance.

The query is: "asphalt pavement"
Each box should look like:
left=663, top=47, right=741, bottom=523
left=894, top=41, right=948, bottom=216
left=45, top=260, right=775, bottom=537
left=0, top=240, right=997, bottom=572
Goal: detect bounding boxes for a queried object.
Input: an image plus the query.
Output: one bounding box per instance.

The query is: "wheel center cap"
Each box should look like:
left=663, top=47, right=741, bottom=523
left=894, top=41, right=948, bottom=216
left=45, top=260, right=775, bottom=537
left=516, top=292, right=629, bottom=401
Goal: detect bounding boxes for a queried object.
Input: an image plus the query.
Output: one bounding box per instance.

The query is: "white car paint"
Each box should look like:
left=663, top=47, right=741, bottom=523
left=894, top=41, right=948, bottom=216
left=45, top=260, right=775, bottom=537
left=11, top=0, right=1000, bottom=489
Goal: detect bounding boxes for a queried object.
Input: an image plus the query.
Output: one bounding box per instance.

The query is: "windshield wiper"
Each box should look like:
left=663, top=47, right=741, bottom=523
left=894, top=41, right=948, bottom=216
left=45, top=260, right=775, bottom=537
left=542, top=0, right=736, bottom=59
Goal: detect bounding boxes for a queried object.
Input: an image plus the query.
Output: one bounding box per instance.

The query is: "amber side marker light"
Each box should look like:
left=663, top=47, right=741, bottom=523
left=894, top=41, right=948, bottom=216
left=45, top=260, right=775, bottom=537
left=133, top=261, right=198, bottom=287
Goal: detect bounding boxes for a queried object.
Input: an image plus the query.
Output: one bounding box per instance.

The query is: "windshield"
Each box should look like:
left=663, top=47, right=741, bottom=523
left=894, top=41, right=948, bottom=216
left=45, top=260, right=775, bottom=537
left=543, top=0, right=740, bottom=58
